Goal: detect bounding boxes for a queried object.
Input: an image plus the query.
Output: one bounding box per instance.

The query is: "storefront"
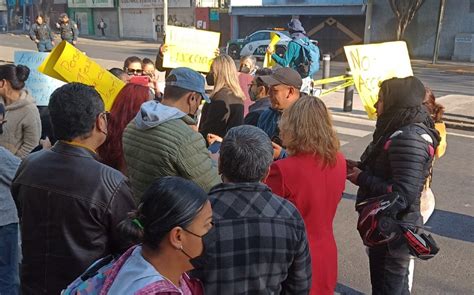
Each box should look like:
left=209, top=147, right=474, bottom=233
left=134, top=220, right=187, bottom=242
left=67, top=0, right=115, bottom=36
left=119, top=0, right=194, bottom=40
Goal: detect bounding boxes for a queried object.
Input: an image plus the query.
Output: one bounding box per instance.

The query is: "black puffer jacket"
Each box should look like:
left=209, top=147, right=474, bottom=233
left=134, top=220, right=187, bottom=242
left=356, top=123, right=439, bottom=226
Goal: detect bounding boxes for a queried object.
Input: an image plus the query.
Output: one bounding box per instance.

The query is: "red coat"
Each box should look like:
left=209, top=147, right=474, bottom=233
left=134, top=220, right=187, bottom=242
left=265, top=152, right=346, bottom=295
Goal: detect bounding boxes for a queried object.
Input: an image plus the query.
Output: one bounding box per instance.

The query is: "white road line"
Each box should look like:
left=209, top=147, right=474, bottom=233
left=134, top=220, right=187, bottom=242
left=331, top=114, right=376, bottom=127
left=335, top=126, right=372, bottom=137
left=340, top=140, right=349, bottom=146
left=448, top=132, right=474, bottom=139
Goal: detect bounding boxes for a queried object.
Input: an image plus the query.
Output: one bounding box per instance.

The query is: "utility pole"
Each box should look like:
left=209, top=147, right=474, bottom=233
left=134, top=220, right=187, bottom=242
left=363, top=0, right=373, bottom=44
left=163, top=0, right=168, bottom=35
left=432, top=0, right=446, bottom=64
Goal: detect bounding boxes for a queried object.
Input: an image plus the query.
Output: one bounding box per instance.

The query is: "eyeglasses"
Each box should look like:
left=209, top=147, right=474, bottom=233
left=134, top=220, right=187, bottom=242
left=126, top=68, right=143, bottom=75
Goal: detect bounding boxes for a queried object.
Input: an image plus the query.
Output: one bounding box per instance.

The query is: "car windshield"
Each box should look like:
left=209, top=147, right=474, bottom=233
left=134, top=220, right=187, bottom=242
left=280, top=31, right=290, bottom=37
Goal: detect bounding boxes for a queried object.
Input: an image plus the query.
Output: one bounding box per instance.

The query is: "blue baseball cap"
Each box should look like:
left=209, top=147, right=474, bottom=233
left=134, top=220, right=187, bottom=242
left=166, top=67, right=210, bottom=103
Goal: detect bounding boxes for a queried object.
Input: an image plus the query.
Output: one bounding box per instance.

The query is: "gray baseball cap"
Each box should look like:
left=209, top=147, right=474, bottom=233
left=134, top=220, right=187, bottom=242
left=166, top=67, right=210, bottom=102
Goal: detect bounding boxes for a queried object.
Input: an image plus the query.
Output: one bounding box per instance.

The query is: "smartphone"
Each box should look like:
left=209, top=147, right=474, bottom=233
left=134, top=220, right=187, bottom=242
left=129, top=76, right=150, bottom=87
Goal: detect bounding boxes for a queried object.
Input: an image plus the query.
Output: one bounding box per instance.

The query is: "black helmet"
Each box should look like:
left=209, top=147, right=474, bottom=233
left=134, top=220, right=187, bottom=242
left=356, top=192, right=440, bottom=260
left=356, top=193, right=406, bottom=248
left=401, top=225, right=440, bottom=260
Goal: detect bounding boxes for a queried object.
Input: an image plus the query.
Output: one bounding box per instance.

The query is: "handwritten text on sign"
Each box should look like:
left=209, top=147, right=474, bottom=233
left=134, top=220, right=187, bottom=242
left=38, top=41, right=125, bottom=110
left=344, top=41, right=413, bottom=120
left=14, top=51, right=65, bottom=107
left=163, top=25, right=220, bottom=73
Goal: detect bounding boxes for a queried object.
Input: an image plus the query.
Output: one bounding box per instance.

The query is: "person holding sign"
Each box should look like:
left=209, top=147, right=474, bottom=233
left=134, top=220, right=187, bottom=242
left=29, top=15, right=55, bottom=52
left=266, top=19, right=320, bottom=94
left=0, top=65, right=41, bottom=159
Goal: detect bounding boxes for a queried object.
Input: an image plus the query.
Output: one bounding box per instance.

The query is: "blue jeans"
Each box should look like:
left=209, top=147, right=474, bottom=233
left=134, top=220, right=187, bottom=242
left=0, top=223, right=20, bottom=295
left=369, top=243, right=411, bottom=295
left=37, top=40, right=53, bottom=52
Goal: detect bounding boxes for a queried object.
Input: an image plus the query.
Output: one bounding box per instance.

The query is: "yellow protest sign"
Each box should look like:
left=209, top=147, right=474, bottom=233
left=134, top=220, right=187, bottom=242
left=344, top=41, right=413, bottom=119
left=163, top=25, right=220, bottom=73
left=263, top=33, right=281, bottom=68
left=38, top=41, right=125, bottom=111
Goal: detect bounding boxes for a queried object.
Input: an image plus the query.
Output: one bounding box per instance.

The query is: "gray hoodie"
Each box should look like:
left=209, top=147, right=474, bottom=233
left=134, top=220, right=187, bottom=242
left=134, top=100, right=187, bottom=130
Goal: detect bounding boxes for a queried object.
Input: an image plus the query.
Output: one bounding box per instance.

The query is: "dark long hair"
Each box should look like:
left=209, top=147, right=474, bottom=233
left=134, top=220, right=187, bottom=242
left=118, top=176, right=209, bottom=249
left=423, top=87, right=444, bottom=122
left=0, top=64, right=30, bottom=90
left=97, top=83, right=150, bottom=172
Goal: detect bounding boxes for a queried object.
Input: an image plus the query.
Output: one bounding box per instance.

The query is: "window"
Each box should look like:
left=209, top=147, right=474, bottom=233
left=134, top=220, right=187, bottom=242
left=248, top=32, right=271, bottom=42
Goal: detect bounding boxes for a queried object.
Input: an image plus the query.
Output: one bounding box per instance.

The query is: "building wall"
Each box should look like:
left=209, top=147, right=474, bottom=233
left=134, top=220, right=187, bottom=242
left=92, top=8, right=119, bottom=37
left=238, top=15, right=365, bottom=59
left=121, top=8, right=155, bottom=39
left=370, top=0, right=474, bottom=59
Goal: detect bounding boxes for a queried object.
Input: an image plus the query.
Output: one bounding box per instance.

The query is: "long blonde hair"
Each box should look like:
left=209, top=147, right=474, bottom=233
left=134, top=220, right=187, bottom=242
left=279, top=95, right=340, bottom=167
left=210, top=55, right=246, bottom=100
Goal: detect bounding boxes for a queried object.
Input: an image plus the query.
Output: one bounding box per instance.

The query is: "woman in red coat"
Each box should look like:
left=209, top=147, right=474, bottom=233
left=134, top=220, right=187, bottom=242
left=265, top=96, right=346, bottom=295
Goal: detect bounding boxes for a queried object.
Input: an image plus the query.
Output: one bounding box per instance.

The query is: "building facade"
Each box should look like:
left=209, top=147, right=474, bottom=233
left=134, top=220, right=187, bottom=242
left=119, top=0, right=195, bottom=40
left=229, top=0, right=474, bottom=61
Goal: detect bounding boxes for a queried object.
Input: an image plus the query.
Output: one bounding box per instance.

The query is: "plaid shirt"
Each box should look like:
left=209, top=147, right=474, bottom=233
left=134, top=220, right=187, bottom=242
left=193, top=182, right=311, bottom=294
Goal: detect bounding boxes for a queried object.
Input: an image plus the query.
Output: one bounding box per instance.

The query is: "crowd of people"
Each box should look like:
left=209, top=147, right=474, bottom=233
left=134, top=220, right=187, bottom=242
left=0, top=17, right=446, bottom=295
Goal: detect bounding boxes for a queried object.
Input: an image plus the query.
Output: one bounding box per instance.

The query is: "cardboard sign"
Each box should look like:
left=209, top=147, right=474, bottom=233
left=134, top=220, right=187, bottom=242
left=163, top=26, right=220, bottom=73
left=14, top=51, right=65, bottom=107
left=38, top=41, right=125, bottom=111
left=344, top=41, right=413, bottom=119
left=263, top=33, right=280, bottom=68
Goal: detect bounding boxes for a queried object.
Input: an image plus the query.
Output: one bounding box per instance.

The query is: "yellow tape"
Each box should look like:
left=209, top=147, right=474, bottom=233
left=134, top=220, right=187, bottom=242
left=319, top=80, right=354, bottom=97
left=313, top=75, right=352, bottom=85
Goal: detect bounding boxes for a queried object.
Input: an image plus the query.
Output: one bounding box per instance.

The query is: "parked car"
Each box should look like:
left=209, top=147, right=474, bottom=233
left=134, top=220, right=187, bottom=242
left=226, top=29, right=319, bottom=60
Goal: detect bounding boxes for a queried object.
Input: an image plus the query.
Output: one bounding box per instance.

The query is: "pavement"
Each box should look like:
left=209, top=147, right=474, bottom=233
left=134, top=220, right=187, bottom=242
left=1, top=32, right=473, bottom=130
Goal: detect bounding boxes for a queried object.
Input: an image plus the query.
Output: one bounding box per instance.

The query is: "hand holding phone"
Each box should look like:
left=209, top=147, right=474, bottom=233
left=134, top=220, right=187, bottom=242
left=129, top=76, right=150, bottom=87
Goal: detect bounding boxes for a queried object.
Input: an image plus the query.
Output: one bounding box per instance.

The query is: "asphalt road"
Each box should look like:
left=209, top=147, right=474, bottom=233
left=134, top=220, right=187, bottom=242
left=1, top=32, right=473, bottom=294
left=334, top=117, right=474, bottom=294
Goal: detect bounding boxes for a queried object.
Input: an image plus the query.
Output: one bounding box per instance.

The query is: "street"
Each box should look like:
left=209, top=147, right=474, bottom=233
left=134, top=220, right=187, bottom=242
left=1, top=32, right=473, bottom=294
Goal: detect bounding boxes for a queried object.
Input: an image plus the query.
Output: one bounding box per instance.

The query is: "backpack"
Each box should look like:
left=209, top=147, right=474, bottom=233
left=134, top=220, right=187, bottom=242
left=62, top=255, right=115, bottom=295
left=292, top=39, right=320, bottom=78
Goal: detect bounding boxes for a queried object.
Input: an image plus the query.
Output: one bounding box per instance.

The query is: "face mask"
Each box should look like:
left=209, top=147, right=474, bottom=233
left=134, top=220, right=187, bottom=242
left=240, top=65, right=251, bottom=74
left=181, top=226, right=217, bottom=270
left=205, top=72, right=215, bottom=86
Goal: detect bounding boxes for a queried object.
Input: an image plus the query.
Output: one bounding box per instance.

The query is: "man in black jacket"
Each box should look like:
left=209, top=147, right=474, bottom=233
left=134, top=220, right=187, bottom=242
left=12, top=83, right=136, bottom=295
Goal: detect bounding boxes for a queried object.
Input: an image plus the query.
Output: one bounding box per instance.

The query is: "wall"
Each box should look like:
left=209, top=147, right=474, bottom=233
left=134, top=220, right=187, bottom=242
left=370, top=0, right=474, bottom=59
left=93, top=8, right=119, bottom=37
left=121, top=8, right=154, bottom=39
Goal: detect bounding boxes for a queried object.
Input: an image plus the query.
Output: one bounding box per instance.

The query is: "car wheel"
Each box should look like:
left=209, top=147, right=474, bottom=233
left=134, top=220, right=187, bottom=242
left=276, top=45, right=286, bottom=57
left=228, top=44, right=241, bottom=59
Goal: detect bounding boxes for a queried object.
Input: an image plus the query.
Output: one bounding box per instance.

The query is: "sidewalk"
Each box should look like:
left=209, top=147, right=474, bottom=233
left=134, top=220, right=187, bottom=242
left=321, top=90, right=474, bottom=131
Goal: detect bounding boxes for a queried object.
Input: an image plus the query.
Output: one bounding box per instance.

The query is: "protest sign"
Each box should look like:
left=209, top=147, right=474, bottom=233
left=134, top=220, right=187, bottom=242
left=38, top=41, right=125, bottom=111
left=263, top=33, right=280, bottom=68
left=14, top=51, right=65, bottom=107
left=344, top=41, right=413, bottom=119
left=163, top=25, right=220, bottom=73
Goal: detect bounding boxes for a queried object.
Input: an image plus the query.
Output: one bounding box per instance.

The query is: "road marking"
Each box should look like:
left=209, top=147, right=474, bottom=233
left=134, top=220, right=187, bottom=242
left=331, top=114, right=376, bottom=127
left=340, top=140, right=348, bottom=146
left=335, top=126, right=372, bottom=137
left=448, top=132, right=474, bottom=139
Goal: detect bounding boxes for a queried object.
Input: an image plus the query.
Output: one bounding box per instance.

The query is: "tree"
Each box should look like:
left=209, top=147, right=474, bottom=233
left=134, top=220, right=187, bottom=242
left=389, top=0, right=426, bottom=40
